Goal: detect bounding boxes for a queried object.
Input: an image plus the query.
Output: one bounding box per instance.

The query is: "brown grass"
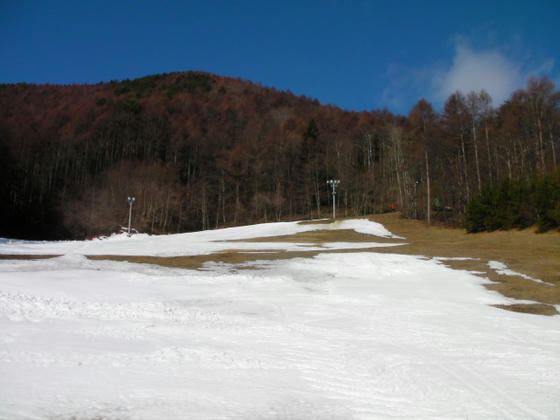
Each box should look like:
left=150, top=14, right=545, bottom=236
left=86, top=250, right=324, bottom=270
left=86, top=245, right=395, bottom=271
left=0, top=254, right=60, bottom=260
left=232, top=229, right=398, bottom=244
left=493, top=303, right=558, bottom=316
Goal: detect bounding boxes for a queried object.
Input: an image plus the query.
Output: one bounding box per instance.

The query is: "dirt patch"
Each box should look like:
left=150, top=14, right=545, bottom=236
left=493, top=303, right=558, bottom=316
left=233, top=229, right=400, bottom=244
left=0, top=254, right=60, bottom=260
left=298, top=219, right=333, bottom=225
left=485, top=277, right=560, bottom=305
left=86, top=244, right=400, bottom=271
left=87, top=250, right=323, bottom=270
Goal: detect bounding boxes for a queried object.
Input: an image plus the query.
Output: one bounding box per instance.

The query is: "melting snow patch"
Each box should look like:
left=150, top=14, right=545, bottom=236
left=488, top=261, right=555, bottom=286
left=305, top=218, right=405, bottom=239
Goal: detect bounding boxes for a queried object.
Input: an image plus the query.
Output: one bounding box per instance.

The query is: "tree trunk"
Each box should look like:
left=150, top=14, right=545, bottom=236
left=485, top=121, right=492, bottom=181
left=537, top=117, right=545, bottom=173
left=460, top=133, right=470, bottom=201
left=201, top=184, right=208, bottom=230
left=234, top=183, right=240, bottom=225
left=472, top=120, right=482, bottom=193
left=425, top=151, right=431, bottom=225
left=550, top=130, right=557, bottom=171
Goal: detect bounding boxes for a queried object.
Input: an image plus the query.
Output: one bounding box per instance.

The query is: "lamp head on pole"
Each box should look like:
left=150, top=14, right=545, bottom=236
left=326, top=179, right=340, bottom=193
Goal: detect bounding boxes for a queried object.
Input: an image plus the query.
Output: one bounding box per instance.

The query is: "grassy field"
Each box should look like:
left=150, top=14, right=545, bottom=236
left=3, top=213, right=559, bottom=315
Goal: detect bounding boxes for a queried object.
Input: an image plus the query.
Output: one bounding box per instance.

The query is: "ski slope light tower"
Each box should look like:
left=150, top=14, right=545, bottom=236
left=327, top=179, right=340, bottom=219
left=127, top=197, right=136, bottom=236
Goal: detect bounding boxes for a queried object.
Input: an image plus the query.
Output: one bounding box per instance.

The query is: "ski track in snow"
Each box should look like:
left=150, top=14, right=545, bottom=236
left=0, top=220, right=559, bottom=419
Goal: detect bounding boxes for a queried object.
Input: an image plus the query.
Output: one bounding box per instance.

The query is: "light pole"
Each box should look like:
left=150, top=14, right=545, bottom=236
left=326, top=179, right=340, bottom=219
left=127, top=196, right=136, bottom=236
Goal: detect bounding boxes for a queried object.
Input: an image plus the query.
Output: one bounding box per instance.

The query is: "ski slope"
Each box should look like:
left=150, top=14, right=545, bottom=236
left=1, top=219, right=559, bottom=419
left=0, top=219, right=402, bottom=257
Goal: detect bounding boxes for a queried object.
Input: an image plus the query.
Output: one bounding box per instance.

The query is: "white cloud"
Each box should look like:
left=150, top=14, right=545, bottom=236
left=381, top=37, right=559, bottom=114
left=433, top=40, right=522, bottom=105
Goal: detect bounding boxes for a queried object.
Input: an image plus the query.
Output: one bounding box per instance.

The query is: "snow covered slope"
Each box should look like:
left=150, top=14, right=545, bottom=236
left=1, top=220, right=559, bottom=419
left=0, top=219, right=401, bottom=256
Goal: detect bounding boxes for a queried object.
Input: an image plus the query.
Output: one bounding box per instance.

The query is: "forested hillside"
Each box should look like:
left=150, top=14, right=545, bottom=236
left=0, top=71, right=559, bottom=239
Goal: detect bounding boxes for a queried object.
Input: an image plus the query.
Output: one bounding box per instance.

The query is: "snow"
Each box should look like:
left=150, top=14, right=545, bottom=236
left=0, top=219, right=401, bottom=257
left=1, top=220, right=560, bottom=419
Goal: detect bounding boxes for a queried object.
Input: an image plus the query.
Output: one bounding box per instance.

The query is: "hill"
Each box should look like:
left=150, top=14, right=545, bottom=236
left=1, top=72, right=559, bottom=238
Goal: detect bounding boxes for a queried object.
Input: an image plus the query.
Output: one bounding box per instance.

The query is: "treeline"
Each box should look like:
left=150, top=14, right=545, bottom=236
left=466, top=172, right=560, bottom=233
left=0, top=71, right=559, bottom=239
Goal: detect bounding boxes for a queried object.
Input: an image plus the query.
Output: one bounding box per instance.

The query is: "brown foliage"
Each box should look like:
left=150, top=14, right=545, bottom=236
left=0, top=73, right=558, bottom=238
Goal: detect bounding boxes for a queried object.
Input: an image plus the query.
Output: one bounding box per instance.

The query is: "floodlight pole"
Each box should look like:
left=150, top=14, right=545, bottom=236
left=326, top=179, right=340, bottom=219
left=127, top=197, right=136, bottom=236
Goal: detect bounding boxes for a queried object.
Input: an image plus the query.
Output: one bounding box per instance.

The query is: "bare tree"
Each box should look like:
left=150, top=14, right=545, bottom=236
left=478, top=90, right=494, bottom=181
left=466, top=91, right=482, bottom=193
left=444, top=92, right=470, bottom=209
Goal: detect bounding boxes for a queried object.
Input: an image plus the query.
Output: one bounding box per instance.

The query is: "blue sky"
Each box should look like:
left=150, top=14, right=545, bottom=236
left=1, top=1, right=559, bottom=115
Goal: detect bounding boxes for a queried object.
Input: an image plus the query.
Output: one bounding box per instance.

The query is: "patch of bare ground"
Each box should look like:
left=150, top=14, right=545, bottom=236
left=493, top=303, right=558, bottom=316
left=87, top=250, right=323, bottom=270
left=298, top=219, right=333, bottom=225
left=86, top=244, right=398, bottom=271
left=231, top=229, right=398, bottom=244
left=0, top=254, right=60, bottom=260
